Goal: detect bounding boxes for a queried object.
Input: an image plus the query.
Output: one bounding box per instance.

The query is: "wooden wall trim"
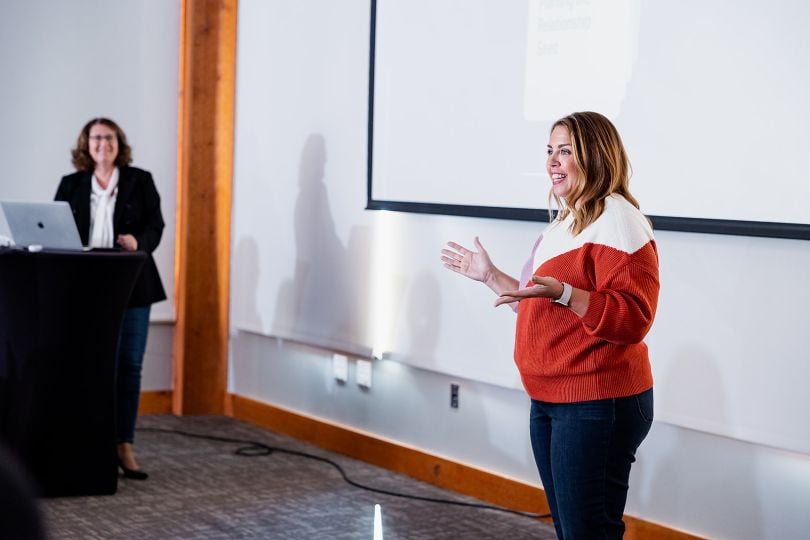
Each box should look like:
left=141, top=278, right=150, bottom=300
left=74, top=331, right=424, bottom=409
left=138, top=390, right=174, bottom=415
left=229, top=394, right=704, bottom=540
left=173, top=0, right=237, bottom=415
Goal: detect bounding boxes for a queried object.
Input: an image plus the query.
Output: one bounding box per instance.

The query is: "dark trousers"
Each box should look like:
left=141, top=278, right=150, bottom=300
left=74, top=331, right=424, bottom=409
left=116, top=306, right=150, bottom=444
left=529, top=388, right=653, bottom=539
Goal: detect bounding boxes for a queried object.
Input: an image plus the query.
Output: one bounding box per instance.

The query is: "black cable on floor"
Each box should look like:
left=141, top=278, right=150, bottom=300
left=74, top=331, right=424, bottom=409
left=138, top=427, right=551, bottom=520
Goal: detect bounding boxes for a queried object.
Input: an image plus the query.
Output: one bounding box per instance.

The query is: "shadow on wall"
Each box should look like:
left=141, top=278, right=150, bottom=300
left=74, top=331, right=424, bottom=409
left=273, top=133, right=370, bottom=349
left=232, top=235, right=263, bottom=331
left=632, top=346, right=763, bottom=539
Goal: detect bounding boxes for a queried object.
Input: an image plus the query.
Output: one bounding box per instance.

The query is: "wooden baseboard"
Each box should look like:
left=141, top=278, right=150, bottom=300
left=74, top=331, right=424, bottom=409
left=138, top=390, right=174, bottom=415
left=228, top=393, right=703, bottom=540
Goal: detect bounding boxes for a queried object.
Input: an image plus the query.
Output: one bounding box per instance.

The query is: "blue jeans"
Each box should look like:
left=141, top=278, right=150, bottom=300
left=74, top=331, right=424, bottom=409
left=116, top=306, right=150, bottom=444
left=529, top=388, right=653, bottom=539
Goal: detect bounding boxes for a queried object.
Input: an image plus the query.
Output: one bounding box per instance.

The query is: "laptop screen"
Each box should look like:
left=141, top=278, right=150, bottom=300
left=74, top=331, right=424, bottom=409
left=0, top=201, right=84, bottom=250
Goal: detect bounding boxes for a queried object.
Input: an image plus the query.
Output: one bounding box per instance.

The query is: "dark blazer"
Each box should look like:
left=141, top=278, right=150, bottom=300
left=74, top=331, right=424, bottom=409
left=55, top=166, right=167, bottom=307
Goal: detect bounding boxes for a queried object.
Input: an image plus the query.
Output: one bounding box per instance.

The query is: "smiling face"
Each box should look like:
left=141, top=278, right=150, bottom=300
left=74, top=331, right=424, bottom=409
left=546, top=125, right=580, bottom=199
left=87, top=123, right=119, bottom=169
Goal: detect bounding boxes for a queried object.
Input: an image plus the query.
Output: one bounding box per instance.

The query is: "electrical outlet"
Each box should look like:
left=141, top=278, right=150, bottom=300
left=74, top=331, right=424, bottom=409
left=332, top=354, right=348, bottom=383
left=450, top=383, right=459, bottom=409
left=356, top=359, right=373, bottom=388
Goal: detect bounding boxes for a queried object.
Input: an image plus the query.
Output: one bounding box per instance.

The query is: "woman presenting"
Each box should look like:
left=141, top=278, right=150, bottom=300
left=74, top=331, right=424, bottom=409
left=441, top=111, right=659, bottom=538
left=56, top=118, right=166, bottom=480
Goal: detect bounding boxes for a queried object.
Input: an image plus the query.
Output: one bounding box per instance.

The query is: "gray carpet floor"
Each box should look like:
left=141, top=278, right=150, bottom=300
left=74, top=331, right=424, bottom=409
left=41, top=415, right=556, bottom=539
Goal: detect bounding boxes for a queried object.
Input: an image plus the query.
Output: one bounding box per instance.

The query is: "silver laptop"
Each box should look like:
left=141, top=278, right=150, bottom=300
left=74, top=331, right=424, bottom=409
left=1, top=201, right=85, bottom=250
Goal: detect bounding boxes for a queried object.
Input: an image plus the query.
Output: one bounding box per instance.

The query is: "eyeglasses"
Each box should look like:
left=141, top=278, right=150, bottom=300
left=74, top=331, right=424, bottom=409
left=89, top=134, right=116, bottom=143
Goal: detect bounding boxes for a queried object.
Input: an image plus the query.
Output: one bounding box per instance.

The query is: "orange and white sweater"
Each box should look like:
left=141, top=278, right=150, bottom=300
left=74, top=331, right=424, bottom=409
left=515, top=194, right=659, bottom=403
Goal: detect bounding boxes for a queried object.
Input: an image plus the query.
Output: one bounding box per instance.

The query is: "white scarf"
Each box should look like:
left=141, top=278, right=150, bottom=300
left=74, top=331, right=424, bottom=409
left=89, top=168, right=119, bottom=248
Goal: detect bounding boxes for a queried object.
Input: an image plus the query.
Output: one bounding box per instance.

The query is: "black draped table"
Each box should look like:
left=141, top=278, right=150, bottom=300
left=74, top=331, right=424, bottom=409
left=0, top=248, right=145, bottom=497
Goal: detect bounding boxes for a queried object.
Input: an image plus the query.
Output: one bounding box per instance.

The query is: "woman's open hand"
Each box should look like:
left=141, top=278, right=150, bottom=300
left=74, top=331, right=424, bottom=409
left=494, top=275, right=563, bottom=307
left=440, top=236, right=494, bottom=283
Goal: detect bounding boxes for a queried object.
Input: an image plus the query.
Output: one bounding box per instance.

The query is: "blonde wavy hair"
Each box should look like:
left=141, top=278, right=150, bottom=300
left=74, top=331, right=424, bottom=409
left=548, top=111, right=640, bottom=235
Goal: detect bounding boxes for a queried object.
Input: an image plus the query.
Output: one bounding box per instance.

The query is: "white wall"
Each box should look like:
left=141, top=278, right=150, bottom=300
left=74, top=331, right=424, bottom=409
left=230, top=1, right=810, bottom=538
left=231, top=0, right=810, bottom=456
left=141, top=323, right=173, bottom=391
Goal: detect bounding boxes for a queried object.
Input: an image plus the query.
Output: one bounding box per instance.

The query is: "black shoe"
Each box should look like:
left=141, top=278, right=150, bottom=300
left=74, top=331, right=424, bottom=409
left=119, top=461, right=149, bottom=480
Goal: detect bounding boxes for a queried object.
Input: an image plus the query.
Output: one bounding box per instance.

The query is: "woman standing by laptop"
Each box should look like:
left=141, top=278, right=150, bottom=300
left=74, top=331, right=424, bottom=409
left=55, top=118, right=166, bottom=480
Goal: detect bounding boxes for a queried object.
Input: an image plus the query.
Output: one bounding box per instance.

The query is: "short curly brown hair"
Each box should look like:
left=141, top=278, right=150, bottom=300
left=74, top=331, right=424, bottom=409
left=71, top=118, right=133, bottom=171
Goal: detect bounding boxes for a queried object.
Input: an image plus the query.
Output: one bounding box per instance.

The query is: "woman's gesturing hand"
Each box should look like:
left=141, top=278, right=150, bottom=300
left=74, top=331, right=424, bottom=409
left=440, top=236, right=494, bottom=283
left=494, top=275, right=563, bottom=307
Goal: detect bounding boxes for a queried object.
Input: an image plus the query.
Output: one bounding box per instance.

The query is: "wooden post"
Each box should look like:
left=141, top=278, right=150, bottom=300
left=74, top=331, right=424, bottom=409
left=173, top=0, right=237, bottom=415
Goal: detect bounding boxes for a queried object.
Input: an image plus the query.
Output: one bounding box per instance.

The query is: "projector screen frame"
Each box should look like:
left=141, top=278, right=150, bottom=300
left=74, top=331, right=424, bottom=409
left=364, top=0, right=810, bottom=242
